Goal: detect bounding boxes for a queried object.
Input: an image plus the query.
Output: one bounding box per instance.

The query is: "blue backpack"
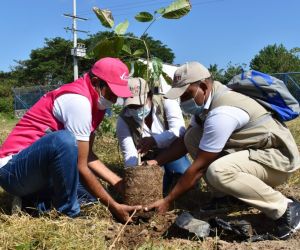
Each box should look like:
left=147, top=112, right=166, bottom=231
left=227, top=70, right=300, bottom=122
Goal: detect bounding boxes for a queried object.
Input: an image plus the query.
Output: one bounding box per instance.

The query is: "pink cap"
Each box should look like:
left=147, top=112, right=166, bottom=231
left=91, top=57, right=132, bottom=98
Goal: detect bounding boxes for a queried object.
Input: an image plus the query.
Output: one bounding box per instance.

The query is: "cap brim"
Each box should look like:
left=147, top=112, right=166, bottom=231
left=124, top=94, right=147, bottom=106
left=107, top=81, right=132, bottom=98
left=164, top=84, right=189, bottom=99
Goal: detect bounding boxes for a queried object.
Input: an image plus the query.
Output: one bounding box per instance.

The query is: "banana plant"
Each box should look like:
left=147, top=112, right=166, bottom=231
left=89, top=0, right=191, bottom=90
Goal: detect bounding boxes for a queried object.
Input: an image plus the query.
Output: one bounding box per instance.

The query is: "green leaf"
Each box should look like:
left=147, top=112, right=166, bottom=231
left=155, top=7, right=165, bottom=15
left=122, top=44, right=132, bottom=55
left=15, top=243, right=31, bottom=250
left=133, top=49, right=145, bottom=57
left=135, top=12, right=154, bottom=22
left=162, top=0, right=191, bottom=19
left=85, top=50, right=95, bottom=59
left=161, top=71, right=173, bottom=85
left=91, top=36, right=124, bottom=59
left=133, top=61, right=148, bottom=79
left=151, top=57, right=163, bottom=82
left=134, top=61, right=149, bottom=78
left=93, top=7, right=114, bottom=28
left=114, top=19, right=129, bottom=35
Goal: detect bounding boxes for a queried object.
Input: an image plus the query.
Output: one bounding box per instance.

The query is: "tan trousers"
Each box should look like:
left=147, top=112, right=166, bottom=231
left=184, top=126, right=291, bottom=220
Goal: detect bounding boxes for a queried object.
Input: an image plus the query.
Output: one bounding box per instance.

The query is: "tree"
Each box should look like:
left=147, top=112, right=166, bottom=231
left=223, top=62, right=245, bottom=84
left=208, top=64, right=225, bottom=83
left=139, top=34, right=174, bottom=63
left=13, top=38, right=75, bottom=86
left=208, top=63, right=245, bottom=84
left=250, top=44, right=300, bottom=73
left=86, top=31, right=175, bottom=63
left=0, top=72, right=16, bottom=114
left=10, top=33, right=175, bottom=87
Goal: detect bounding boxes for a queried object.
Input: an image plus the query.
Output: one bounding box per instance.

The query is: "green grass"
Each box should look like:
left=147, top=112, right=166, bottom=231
left=0, top=113, right=17, bottom=145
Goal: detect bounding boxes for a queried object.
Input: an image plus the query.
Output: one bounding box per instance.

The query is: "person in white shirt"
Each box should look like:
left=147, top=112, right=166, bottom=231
left=144, top=61, right=300, bottom=240
left=0, top=58, right=141, bottom=223
left=116, top=77, right=190, bottom=194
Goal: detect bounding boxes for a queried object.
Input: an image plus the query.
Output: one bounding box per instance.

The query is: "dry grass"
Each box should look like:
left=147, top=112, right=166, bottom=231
left=0, top=211, right=110, bottom=249
left=286, top=118, right=300, bottom=148
left=0, top=114, right=117, bottom=249
left=0, top=114, right=300, bottom=249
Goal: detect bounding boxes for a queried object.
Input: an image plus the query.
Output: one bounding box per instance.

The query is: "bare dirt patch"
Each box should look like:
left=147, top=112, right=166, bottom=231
left=104, top=180, right=300, bottom=250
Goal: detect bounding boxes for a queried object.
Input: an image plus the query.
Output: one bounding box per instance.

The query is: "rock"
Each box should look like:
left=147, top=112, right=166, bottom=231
left=175, top=211, right=210, bottom=238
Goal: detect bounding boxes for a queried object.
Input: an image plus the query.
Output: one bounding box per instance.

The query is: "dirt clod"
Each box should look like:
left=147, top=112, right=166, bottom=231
left=123, top=164, right=164, bottom=218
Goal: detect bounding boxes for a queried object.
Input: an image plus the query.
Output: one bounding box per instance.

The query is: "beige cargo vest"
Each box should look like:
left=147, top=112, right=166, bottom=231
left=119, top=94, right=168, bottom=160
left=202, top=81, right=300, bottom=173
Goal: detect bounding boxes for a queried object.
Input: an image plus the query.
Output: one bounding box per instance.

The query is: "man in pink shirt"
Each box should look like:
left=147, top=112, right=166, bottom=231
left=0, top=57, right=141, bottom=223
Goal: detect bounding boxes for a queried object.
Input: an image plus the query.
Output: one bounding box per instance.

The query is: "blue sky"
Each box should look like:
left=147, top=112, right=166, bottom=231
left=1, top=0, right=299, bottom=72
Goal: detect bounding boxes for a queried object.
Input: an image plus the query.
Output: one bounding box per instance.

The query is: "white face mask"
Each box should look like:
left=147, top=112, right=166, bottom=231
left=127, top=104, right=151, bottom=122
left=180, top=86, right=205, bottom=116
left=97, top=94, right=113, bottom=110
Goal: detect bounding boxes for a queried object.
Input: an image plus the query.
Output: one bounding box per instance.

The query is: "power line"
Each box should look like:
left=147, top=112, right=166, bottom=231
left=193, top=0, right=225, bottom=7
left=79, top=0, right=227, bottom=20
left=76, top=0, right=166, bottom=15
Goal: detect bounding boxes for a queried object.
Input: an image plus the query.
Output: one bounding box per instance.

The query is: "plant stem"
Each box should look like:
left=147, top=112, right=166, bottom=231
left=140, top=16, right=162, bottom=38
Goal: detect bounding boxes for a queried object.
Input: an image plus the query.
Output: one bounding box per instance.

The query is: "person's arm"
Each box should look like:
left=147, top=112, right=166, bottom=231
left=146, top=135, right=188, bottom=166
left=145, top=149, right=219, bottom=213
left=145, top=106, right=250, bottom=213
left=116, top=116, right=139, bottom=166
left=147, top=124, right=195, bottom=166
left=87, top=133, right=123, bottom=192
left=138, top=99, right=186, bottom=154
left=78, top=140, right=141, bottom=223
left=152, top=98, right=186, bottom=148
left=53, top=95, right=141, bottom=222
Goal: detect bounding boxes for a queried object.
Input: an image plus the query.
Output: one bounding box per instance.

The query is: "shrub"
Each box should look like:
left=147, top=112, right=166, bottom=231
left=0, top=96, right=13, bottom=114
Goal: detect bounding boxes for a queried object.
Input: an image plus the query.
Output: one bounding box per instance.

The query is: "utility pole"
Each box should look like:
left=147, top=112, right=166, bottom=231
left=64, top=0, right=88, bottom=80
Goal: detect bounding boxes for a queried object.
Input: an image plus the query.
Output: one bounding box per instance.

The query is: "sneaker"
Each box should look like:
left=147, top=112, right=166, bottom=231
left=275, top=199, right=300, bottom=240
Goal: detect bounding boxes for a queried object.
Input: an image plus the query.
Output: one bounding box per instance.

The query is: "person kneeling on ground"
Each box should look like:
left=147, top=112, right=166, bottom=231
left=0, top=57, right=141, bottom=223
left=145, top=61, right=300, bottom=239
left=116, top=77, right=190, bottom=195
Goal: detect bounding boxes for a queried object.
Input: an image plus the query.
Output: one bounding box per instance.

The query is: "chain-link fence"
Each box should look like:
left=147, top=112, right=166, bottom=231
left=12, top=72, right=300, bottom=119
left=12, top=85, right=61, bottom=118
left=273, top=72, right=300, bottom=103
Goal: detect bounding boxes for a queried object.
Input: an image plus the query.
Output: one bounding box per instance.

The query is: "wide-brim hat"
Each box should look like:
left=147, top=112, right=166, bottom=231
left=124, top=78, right=149, bottom=106
left=164, top=61, right=211, bottom=99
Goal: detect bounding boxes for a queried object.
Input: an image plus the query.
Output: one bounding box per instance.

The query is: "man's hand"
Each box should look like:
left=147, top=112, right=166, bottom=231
left=144, top=198, right=171, bottom=214
left=109, top=203, right=142, bottom=224
left=138, top=136, right=156, bottom=154
left=145, top=159, right=158, bottom=166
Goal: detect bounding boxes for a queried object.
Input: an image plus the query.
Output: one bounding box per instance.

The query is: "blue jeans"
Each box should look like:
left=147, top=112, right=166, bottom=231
left=163, top=155, right=190, bottom=195
left=21, top=178, right=96, bottom=214
left=0, top=130, right=80, bottom=217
